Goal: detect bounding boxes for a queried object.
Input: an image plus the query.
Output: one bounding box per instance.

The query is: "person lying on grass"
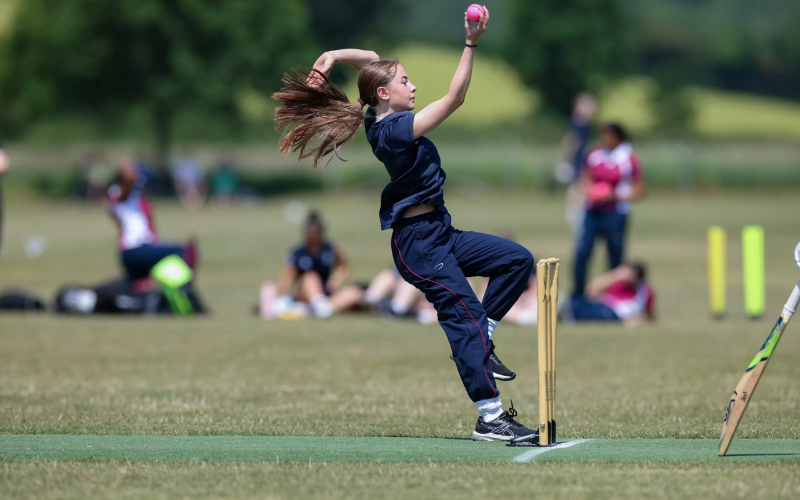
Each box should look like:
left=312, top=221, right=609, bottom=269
left=568, top=261, right=655, bottom=327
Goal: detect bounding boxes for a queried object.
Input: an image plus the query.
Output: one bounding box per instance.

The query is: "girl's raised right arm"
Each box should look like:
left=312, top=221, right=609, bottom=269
left=412, top=8, right=489, bottom=139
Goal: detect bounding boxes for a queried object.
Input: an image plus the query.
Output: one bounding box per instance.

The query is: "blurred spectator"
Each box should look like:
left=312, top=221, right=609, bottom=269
left=567, top=262, right=655, bottom=327
left=364, top=267, right=437, bottom=324
left=208, top=158, right=241, bottom=205
left=554, top=93, right=597, bottom=230
left=0, top=141, right=8, bottom=256
left=106, top=158, right=197, bottom=288
left=171, top=154, right=206, bottom=209
left=259, top=211, right=363, bottom=319
left=0, top=142, right=7, bottom=176
left=72, top=150, right=114, bottom=200
left=573, top=123, right=646, bottom=297
left=474, top=232, right=538, bottom=326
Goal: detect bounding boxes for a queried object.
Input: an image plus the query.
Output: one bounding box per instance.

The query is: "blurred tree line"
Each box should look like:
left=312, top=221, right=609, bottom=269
left=0, top=0, right=402, bottom=169
left=0, top=0, right=797, bottom=167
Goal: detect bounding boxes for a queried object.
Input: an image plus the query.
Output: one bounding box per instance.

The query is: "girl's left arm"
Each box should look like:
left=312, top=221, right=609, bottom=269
left=0, top=149, right=8, bottom=176
left=308, top=49, right=380, bottom=86
left=620, top=154, right=646, bottom=201
left=328, top=247, right=350, bottom=292
left=625, top=177, right=646, bottom=201
left=614, top=177, right=646, bottom=203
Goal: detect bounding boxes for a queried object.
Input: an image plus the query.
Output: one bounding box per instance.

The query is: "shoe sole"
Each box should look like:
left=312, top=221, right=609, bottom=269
left=471, top=431, right=512, bottom=442
left=471, top=431, right=539, bottom=443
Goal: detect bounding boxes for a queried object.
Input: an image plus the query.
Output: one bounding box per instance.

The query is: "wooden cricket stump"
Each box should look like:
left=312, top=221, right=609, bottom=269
left=537, top=258, right=559, bottom=446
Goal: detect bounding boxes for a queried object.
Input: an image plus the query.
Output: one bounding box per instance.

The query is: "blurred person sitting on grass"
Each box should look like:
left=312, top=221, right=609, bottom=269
left=171, top=154, right=206, bottom=210
left=208, top=159, right=241, bottom=206
left=273, top=9, right=542, bottom=443
left=573, top=123, right=646, bottom=298
left=567, top=261, right=655, bottom=327
left=259, top=211, right=364, bottom=319
left=363, top=267, right=437, bottom=324
left=472, top=232, right=538, bottom=326
left=106, top=158, right=197, bottom=290
left=72, top=150, right=114, bottom=200
left=0, top=141, right=8, bottom=256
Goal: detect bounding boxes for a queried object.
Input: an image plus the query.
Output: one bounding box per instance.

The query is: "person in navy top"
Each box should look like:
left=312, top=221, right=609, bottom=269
left=0, top=141, right=8, bottom=256
left=557, top=93, right=597, bottom=230
left=573, top=123, right=646, bottom=297
left=273, top=8, right=540, bottom=443
left=262, top=211, right=365, bottom=319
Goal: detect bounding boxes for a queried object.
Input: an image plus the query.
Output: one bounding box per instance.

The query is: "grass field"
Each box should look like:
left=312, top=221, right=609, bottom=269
left=2, top=190, right=800, bottom=498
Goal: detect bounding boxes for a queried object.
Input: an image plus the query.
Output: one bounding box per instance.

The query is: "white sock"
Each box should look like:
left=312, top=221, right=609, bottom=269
left=391, top=298, right=409, bottom=316
left=364, top=289, right=382, bottom=305
left=476, top=396, right=504, bottom=422
left=487, top=318, right=499, bottom=339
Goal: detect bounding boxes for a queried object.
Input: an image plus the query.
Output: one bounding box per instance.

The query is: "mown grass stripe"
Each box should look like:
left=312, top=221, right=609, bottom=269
left=1, top=436, right=799, bottom=464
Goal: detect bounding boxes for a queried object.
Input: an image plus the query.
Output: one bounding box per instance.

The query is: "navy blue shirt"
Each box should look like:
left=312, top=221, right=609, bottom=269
left=365, top=109, right=447, bottom=230
left=568, top=118, right=592, bottom=181
left=287, top=242, right=336, bottom=287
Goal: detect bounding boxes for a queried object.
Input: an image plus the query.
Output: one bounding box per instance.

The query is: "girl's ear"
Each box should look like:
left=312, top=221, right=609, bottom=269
left=376, top=86, right=390, bottom=101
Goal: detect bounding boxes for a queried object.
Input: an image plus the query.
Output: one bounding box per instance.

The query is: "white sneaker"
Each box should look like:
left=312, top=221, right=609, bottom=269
left=271, top=294, right=295, bottom=317
left=310, top=295, right=334, bottom=318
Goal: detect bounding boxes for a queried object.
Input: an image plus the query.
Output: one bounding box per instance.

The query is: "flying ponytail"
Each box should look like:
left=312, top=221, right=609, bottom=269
left=272, top=59, right=399, bottom=168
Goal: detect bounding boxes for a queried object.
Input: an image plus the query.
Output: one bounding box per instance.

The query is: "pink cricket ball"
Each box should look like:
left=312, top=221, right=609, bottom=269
left=467, top=4, right=484, bottom=23
left=589, top=182, right=613, bottom=202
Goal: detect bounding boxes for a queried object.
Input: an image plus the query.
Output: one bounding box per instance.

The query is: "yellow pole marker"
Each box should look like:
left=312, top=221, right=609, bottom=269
left=742, top=225, right=765, bottom=319
left=707, top=226, right=726, bottom=319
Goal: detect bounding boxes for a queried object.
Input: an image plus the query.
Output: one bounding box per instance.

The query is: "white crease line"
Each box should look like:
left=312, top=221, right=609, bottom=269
left=513, top=439, right=593, bottom=463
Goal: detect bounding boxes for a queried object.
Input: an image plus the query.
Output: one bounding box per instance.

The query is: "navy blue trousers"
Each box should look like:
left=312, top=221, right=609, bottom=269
left=570, top=294, right=619, bottom=321
left=391, top=211, right=534, bottom=402
left=573, top=210, right=628, bottom=295
left=121, top=244, right=185, bottom=281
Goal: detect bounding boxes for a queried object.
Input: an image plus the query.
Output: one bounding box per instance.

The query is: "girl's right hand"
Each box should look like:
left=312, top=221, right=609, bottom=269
left=465, top=6, right=489, bottom=45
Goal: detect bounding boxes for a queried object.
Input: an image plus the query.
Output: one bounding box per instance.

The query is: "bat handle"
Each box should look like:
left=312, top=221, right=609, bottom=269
left=795, top=242, right=800, bottom=271
left=783, top=281, right=800, bottom=317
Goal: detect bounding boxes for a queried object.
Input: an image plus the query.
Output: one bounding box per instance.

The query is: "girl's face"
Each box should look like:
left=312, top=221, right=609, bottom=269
left=305, top=224, right=323, bottom=248
left=378, top=64, right=417, bottom=112
left=600, top=128, right=622, bottom=150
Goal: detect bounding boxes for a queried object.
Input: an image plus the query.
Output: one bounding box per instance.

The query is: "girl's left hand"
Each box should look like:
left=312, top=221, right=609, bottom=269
left=308, top=51, right=336, bottom=88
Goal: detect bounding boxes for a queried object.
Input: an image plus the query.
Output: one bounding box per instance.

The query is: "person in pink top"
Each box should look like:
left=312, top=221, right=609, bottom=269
left=568, top=262, right=655, bottom=326
left=573, top=123, right=646, bottom=297
left=106, top=158, right=196, bottom=283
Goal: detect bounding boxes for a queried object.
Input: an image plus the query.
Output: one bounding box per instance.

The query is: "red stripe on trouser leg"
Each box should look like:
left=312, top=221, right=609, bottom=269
left=393, top=237, right=496, bottom=398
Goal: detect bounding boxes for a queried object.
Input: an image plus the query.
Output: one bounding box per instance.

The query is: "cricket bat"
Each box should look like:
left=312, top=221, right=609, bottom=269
left=718, top=273, right=800, bottom=456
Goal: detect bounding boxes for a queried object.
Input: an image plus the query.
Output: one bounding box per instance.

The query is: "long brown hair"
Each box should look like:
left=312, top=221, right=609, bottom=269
left=272, top=59, right=398, bottom=168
